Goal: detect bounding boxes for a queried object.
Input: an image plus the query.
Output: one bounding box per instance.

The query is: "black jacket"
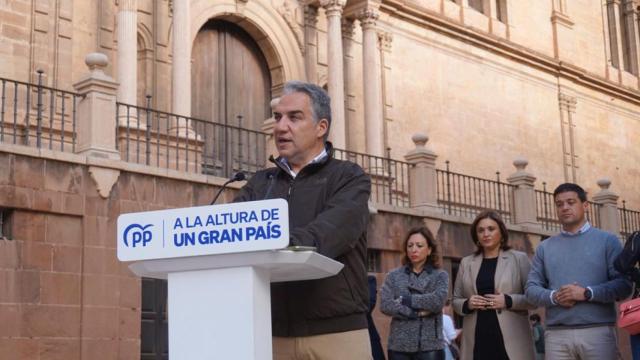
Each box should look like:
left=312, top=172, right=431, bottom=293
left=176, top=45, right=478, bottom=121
left=614, top=231, right=640, bottom=289
left=234, top=144, right=372, bottom=336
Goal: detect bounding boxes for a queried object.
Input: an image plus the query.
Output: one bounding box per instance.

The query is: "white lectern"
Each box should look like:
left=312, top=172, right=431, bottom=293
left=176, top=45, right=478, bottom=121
left=117, top=199, right=343, bottom=360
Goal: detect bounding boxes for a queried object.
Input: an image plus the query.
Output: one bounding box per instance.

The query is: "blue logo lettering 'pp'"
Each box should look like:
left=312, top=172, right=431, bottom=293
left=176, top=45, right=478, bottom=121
left=123, top=223, right=154, bottom=248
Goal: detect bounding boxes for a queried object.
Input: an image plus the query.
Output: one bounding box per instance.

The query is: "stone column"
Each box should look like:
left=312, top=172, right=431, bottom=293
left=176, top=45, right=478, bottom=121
left=592, top=178, right=621, bottom=235
left=622, top=0, right=639, bottom=75
left=262, top=98, right=280, bottom=160
left=359, top=9, right=385, bottom=157
left=342, top=18, right=356, bottom=150
left=172, top=0, right=191, bottom=117
left=506, top=157, right=538, bottom=227
left=116, top=0, right=137, bottom=106
left=73, top=53, right=121, bottom=160
left=606, top=0, right=625, bottom=79
left=558, top=92, right=578, bottom=182
left=304, top=5, right=319, bottom=83
left=404, top=133, right=439, bottom=210
left=320, top=0, right=347, bottom=149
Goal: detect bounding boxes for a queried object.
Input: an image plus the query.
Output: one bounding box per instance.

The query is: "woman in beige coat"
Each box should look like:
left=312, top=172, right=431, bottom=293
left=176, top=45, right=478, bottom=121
left=453, top=210, right=535, bottom=360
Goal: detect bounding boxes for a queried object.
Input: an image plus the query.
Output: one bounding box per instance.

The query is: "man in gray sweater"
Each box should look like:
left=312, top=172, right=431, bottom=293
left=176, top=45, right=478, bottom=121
left=526, top=183, right=631, bottom=360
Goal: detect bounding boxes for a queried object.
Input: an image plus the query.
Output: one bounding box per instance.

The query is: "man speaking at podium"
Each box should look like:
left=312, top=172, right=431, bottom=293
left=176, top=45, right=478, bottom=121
left=235, top=81, right=373, bottom=359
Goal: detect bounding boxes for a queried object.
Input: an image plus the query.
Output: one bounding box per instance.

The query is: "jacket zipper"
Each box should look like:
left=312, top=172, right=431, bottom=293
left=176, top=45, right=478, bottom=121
left=287, top=178, right=295, bottom=200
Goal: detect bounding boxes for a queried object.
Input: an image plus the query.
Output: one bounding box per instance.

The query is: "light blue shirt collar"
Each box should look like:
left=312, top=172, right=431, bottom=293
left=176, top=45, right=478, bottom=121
left=560, top=221, right=591, bottom=236
left=278, top=148, right=328, bottom=178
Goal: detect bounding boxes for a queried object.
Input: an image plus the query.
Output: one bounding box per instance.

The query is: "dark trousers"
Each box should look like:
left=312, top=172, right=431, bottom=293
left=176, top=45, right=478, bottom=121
left=388, top=349, right=445, bottom=360
left=631, top=333, right=640, bottom=360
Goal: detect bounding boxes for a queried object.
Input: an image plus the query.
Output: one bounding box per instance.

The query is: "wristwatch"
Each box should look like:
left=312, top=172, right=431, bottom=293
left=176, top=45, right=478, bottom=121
left=584, top=287, right=593, bottom=301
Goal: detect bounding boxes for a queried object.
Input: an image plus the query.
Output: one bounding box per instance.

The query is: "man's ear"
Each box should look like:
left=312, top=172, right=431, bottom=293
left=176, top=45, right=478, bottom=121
left=316, top=118, right=329, bottom=139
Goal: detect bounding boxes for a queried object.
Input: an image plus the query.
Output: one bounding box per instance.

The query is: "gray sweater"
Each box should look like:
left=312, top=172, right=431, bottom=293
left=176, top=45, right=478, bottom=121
left=380, top=265, right=449, bottom=352
left=525, top=227, right=632, bottom=327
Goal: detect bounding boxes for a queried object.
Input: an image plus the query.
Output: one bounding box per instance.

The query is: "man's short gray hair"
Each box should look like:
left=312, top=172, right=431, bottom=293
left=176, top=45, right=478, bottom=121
left=282, top=81, right=332, bottom=137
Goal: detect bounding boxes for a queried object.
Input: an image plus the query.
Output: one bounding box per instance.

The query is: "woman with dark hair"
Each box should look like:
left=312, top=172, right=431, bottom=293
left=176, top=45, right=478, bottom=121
left=453, top=210, right=535, bottom=360
left=380, top=226, right=449, bottom=360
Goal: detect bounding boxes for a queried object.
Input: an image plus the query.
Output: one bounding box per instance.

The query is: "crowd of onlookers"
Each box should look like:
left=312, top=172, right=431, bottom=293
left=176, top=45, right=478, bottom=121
left=372, top=182, right=639, bottom=360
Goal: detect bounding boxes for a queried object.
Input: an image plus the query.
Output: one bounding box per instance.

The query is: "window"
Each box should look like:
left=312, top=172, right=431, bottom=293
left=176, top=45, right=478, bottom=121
left=0, top=209, right=13, bottom=240
left=367, top=249, right=382, bottom=273
left=468, top=0, right=485, bottom=14
left=607, top=0, right=638, bottom=74
left=495, top=0, right=508, bottom=23
left=620, top=0, right=638, bottom=74
left=607, top=1, right=620, bottom=68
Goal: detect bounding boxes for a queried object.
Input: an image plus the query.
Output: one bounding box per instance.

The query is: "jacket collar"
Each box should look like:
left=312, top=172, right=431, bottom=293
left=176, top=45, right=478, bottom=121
left=469, top=250, right=511, bottom=293
left=404, top=263, right=434, bottom=275
left=269, top=142, right=334, bottom=178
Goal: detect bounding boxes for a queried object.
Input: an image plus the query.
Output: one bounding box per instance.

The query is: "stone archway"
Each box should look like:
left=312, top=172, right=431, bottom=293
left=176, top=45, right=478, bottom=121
left=190, top=0, right=305, bottom=98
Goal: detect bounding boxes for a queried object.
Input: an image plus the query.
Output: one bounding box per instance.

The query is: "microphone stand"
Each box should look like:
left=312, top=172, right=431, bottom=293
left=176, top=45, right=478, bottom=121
left=210, top=172, right=245, bottom=205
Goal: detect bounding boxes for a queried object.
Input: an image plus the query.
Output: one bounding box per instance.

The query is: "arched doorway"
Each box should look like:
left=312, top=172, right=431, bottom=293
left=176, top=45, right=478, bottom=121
left=191, top=20, right=272, bottom=176
left=192, top=20, right=271, bottom=129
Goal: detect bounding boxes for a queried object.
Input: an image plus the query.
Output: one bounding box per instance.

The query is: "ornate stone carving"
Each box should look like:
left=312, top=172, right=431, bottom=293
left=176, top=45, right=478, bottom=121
left=319, top=0, right=347, bottom=17
left=358, top=8, right=379, bottom=29
left=378, top=31, right=393, bottom=52
left=236, top=0, right=250, bottom=14
left=116, top=0, right=137, bottom=11
left=559, top=93, right=577, bottom=112
left=304, top=5, right=318, bottom=27
left=341, top=18, right=356, bottom=39
left=277, top=0, right=304, bottom=51
left=89, top=166, right=120, bottom=199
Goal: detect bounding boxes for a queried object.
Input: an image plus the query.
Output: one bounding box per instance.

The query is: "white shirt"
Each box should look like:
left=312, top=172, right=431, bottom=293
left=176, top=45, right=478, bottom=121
left=560, top=221, right=591, bottom=236
left=278, top=148, right=328, bottom=178
left=442, top=314, right=457, bottom=345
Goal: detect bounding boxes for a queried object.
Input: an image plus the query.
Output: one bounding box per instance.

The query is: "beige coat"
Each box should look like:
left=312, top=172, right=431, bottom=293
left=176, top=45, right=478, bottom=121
left=453, top=250, right=535, bottom=360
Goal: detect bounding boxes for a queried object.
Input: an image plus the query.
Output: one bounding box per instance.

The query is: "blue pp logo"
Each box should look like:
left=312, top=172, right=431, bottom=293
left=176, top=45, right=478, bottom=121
left=123, top=223, right=153, bottom=247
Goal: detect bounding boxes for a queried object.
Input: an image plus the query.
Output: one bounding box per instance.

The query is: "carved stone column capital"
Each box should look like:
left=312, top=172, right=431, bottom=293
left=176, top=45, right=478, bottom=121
left=378, top=31, right=393, bottom=52
left=559, top=93, right=577, bottom=112
left=342, top=18, right=356, bottom=39
left=117, top=0, right=137, bottom=11
left=358, top=8, right=379, bottom=30
left=304, top=5, right=319, bottom=27
left=320, top=0, right=347, bottom=17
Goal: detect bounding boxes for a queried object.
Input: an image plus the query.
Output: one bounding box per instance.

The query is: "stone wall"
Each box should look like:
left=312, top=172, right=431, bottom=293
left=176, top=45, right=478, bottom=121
left=0, top=147, right=226, bottom=359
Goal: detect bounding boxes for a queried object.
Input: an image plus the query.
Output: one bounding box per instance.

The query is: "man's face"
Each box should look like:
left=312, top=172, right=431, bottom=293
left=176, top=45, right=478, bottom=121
left=554, top=191, right=588, bottom=227
left=272, top=92, right=328, bottom=168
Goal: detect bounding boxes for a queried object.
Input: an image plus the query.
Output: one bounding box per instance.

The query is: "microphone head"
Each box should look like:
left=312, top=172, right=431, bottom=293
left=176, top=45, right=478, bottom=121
left=233, top=172, right=246, bottom=181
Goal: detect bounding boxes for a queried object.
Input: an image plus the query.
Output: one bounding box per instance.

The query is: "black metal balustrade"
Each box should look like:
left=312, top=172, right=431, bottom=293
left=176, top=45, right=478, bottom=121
left=620, top=201, right=640, bottom=238
left=1, top=76, right=639, bottom=237
left=333, top=147, right=411, bottom=207
left=436, top=161, right=515, bottom=222
left=116, top=101, right=268, bottom=178
left=0, top=71, right=80, bottom=152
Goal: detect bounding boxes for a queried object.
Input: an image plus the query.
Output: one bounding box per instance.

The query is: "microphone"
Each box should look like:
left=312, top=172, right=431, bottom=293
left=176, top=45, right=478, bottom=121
left=210, top=172, right=246, bottom=205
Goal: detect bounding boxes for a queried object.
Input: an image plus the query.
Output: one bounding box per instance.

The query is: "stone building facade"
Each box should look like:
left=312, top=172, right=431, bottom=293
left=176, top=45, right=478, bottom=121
left=0, top=0, right=639, bottom=359
left=1, top=0, right=639, bottom=205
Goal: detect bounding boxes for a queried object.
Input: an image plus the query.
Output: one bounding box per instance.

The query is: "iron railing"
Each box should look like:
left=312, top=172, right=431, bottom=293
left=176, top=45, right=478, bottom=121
left=620, top=200, right=640, bottom=238
left=116, top=101, right=268, bottom=177
left=0, top=71, right=80, bottom=152
left=333, top=147, right=411, bottom=207
left=436, top=161, right=515, bottom=222
left=535, top=183, right=601, bottom=232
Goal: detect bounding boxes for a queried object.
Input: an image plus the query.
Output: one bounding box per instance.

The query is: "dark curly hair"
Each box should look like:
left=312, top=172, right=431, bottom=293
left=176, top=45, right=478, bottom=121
left=402, top=226, right=441, bottom=269
left=470, top=210, right=511, bottom=255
